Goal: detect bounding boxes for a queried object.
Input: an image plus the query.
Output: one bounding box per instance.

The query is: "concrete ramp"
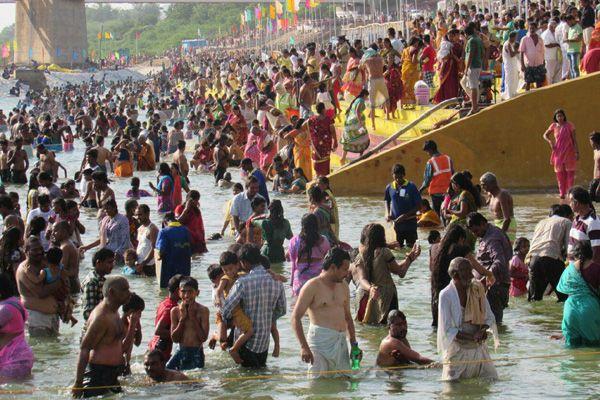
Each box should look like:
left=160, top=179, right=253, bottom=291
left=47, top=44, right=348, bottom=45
left=328, top=72, right=600, bottom=196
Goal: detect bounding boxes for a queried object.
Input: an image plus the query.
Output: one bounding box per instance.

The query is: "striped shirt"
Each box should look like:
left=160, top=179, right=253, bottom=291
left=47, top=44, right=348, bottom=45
left=222, top=266, right=286, bottom=353
left=569, top=211, right=600, bottom=254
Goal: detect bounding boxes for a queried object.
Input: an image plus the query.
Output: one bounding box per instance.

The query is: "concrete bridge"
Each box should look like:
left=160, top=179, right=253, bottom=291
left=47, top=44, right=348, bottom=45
left=8, top=0, right=351, bottom=66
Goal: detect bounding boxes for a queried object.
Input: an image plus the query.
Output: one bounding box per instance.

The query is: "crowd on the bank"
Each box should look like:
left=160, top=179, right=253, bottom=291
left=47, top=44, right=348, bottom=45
left=0, top=1, right=599, bottom=397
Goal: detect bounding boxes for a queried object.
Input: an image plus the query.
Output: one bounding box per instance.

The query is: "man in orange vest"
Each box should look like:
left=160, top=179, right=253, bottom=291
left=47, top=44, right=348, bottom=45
left=419, top=140, right=453, bottom=218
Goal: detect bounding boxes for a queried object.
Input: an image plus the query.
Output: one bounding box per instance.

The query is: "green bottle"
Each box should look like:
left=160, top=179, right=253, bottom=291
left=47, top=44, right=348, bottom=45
left=350, top=342, right=362, bottom=371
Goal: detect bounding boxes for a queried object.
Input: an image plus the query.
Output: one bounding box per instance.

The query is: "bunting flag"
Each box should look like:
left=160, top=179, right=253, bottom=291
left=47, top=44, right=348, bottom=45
left=104, top=32, right=111, bottom=40
left=97, top=32, right=102, bottom=40
left=135, top=32, right=141, bottom=40
left=1, top=44, right=9, bottom=59
left=275, top=0, right=283, bottom=15
left=305, top=0, right=311, bottom=8
left=269, top=4, right=275, bottom=19
left=287, top=0, right=295, bottom=13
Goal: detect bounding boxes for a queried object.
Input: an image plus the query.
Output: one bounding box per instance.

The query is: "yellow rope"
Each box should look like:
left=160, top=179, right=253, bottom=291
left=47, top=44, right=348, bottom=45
left=2, top=349, right=600, bottom=395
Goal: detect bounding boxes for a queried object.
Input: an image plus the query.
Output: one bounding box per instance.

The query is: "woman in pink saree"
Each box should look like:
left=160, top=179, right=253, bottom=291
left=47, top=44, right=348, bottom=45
left=543, top=109, right=579, bottom=199
left=0, top=274, right=33, bottom=381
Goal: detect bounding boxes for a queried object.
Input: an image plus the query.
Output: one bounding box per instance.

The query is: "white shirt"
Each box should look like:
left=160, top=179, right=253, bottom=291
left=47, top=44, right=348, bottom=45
left=541, top=29, right=559, bottom=61
left=555, top=22, right=568, bottom=45
left=26, top=207, right=55, bottom=226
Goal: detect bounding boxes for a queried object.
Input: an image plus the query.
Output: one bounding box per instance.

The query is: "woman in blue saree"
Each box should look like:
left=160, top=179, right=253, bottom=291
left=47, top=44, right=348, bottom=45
left=557, top=241, right=600, bottom=348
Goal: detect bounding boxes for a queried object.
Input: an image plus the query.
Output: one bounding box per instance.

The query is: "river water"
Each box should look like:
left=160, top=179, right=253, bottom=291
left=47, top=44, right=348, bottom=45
left=1, top=98, right=600, bottom=399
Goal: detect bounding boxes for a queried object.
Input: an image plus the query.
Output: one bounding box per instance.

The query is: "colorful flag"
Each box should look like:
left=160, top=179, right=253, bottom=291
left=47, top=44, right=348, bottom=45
left=255, top=6, right=261, bottom=20
left=105, top=32, right=111, bottom=40
left=135, top=32, right=141, bottom=40
left=276, top=0, right=283, bottom=15
left=245, top=8, right=253, bottom=23
left=305, top=0, right=311, bottom=8
left=241, top=13, right=245, bottom=25
left=97, top=32, right=102, bottom=40
left=1, top=44, right=9, bottom=59
left=12, top=39, right=17, bottom=51
left=287, top=0, right=295, bottom=13
left=269, top=4, right=275, bottom=19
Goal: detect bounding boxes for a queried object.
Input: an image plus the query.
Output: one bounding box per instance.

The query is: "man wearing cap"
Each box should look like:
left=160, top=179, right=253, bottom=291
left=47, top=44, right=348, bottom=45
left=419, top=140, right=453, bottom=218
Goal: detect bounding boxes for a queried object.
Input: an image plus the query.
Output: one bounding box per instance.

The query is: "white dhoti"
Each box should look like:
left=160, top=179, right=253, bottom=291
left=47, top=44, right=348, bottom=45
left=307, top=324, right=350, bottom=376
left=367, top=78, right=389, bottom=108
left=560, top=45, right=570, bottom=79
left=442, top=339, right=498, bottom=381
left=545, top=59, right=561, bottom=84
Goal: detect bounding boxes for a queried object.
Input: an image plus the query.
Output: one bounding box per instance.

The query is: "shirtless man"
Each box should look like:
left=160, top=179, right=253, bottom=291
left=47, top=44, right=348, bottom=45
left=51, top=221, right=81, bottom=294
left=298, top=74, right=318, bottom=119
left=172, top=140, right=189, bottom=178
left=7, top=136, right=29, bottom=184
left=213, top=135, right=229, bottom=184
left=291, top=248, right=362, bottom=375
left=144, top=350, right=188, bottom=383
left=73, top=276, right=138, bottom=398
left=88, top=136, right=113, bottom=173
left=376, top=310, right=434, bottom=367
left=361, top=44, right=389, bottom=129
left=0, top=139, right=9, bottom=182
left=479, top=172, right=515, bottom=241
left=37, top=145, right=67, bottom=182
left=589, top=131, right=600, bottom=201
left=168, top=277, right=209, bottom=370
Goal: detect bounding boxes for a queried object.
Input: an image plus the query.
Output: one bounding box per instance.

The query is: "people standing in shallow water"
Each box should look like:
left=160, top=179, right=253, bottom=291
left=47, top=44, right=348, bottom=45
left=353, top=223, right=421, bottom=324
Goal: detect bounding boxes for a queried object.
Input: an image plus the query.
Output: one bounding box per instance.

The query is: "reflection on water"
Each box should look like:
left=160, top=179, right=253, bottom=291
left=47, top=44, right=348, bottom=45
left=1, top=96, right=599, bottom=398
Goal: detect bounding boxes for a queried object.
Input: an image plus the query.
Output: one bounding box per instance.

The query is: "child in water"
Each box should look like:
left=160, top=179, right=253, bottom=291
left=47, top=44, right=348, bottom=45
left=510, top=237, right=530, bottom=297
left=39, top=247, right=77, bottom=326
left=168, top=277, right=210, bottom=370
left=126, top=177, right=152, bottom=199
left=417, top=199, right=441, bottom=227
left=214, top=251, right=282, bottom=364
left=121, top=293, right=145, bottom=375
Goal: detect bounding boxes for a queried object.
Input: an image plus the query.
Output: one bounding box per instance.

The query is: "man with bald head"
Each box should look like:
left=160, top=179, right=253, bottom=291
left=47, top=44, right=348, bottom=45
left=73, top=276, right=139, bottom=398
left=480, top=172, right=515, bottom=242
left=437, top=257, right=497, bottom=381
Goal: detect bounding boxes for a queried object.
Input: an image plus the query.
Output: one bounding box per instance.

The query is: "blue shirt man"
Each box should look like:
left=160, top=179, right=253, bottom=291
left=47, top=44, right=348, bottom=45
left=156, top=216, right=191, bottom=288
left=241, top=158, right=270, bottom=204
left=384, top=164, right=422, bottom=247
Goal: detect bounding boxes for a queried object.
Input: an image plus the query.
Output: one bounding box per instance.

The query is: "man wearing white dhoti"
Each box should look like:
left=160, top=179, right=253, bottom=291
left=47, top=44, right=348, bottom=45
left=291, top=248, right=362, bottom=376
left=437, top=257, right=499, bottom=381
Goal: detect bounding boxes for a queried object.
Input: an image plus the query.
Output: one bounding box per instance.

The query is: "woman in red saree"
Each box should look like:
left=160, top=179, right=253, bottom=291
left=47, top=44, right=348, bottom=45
left=434, top=30, right=463, bottom=103
left=170, top=163, right=189, bottom=209
left=341, top=48, right=364, bottom=101
left=384, top=55, right=403, bottom=120
left=174, top=190, right=207, bottom=254
left=306, top=103, right=337, bottom=177
left=226, top=105, right=249, bottom=146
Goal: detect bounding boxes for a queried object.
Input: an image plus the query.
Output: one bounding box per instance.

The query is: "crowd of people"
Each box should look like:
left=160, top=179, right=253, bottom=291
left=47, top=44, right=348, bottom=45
left=0, top=1, right=599, bottom=398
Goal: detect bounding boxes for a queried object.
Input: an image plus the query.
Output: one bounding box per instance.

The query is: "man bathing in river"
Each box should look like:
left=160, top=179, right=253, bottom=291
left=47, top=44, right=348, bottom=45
left=291, top=247, right=362, bottom=376
left=376, top=310, right=434, bottom=367
left=73, top=276, right=139, bottom=398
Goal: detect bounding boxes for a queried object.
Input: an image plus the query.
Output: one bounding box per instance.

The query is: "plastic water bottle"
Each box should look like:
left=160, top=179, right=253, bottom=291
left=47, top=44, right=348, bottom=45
left=350, top=343, right=361, bottom=371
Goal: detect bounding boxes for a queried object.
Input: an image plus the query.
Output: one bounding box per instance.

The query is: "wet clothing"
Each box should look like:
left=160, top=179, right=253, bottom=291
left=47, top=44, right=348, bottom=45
left=78, top=363, right=124, bottom=398
left=166, top=346, right=205, bottom=370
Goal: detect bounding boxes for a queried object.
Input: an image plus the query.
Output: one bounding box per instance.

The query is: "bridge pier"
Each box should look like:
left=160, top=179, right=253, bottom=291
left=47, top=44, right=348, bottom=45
left=15, top=0, right=88, bottom=67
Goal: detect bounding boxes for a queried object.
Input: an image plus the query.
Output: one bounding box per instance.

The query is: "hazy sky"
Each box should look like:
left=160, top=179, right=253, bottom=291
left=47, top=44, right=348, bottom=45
left=0, top=4, right=135, bottom=31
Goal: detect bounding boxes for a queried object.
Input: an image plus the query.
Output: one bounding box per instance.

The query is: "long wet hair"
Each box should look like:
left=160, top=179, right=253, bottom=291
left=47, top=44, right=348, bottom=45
left=451, top=171, right=482, bottom=209
left=345, top=89, right=369, bottom=116
left=268, top=200, right=285, bottom=229
left=360, top=223, right=387, bottom=281
left=299, top=213, right=321, bottom=272
left=432, top=224, right=467, bottom=290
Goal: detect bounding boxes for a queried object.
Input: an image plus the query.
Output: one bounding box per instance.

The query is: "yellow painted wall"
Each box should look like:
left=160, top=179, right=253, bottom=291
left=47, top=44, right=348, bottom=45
left=329, top=72, right=600, bottom=196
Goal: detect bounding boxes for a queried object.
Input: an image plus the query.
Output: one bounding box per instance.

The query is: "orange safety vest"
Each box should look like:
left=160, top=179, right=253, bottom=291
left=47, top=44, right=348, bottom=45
left=428, top=154, right=452, bottom=195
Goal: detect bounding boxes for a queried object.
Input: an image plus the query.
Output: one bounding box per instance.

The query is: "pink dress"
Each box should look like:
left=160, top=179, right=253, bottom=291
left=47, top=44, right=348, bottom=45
left=509, top=255, right=529, bottom=297
left=549, top=121, right=577, bottom=172
left=288, top=235, right=331, bottom=296
left=0, top=297, right=34, bottom=380
left=257, top=131, right=277, bottom=170
left=244, top=132, right=261, bottom=166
